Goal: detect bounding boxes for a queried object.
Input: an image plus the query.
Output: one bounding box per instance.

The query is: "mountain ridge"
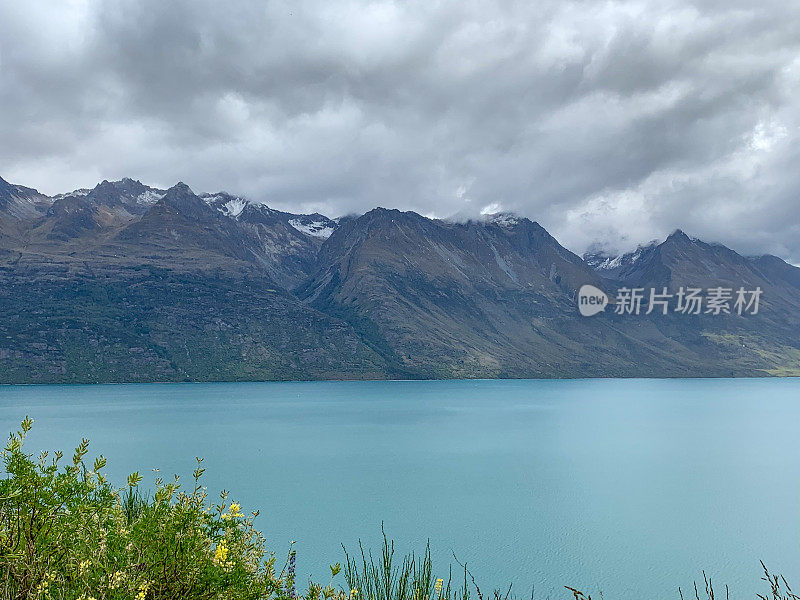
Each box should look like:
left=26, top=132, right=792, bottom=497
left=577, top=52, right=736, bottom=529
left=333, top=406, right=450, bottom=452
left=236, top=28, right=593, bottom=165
left=1, top=174, right=799, bottom=382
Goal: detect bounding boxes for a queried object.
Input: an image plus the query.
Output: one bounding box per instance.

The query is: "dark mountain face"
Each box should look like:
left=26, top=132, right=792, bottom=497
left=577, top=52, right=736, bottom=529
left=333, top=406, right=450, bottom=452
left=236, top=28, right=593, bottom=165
left=2, top=173, right=799, bottom=382
left=41, top=196, right=104, bottom=241
left=0, top=178, right=51, bottom=253
left=0, top=260, right=389, bottom=383
left=0, top=176, right=18, bottom=213
left=1, top=176, right=339, bottom=286
left=195, top=192, right=339, bottom=288
left=307, top=209, right=603, bottom=301
left=752, top=255, right=800, bottom=290
left=637, top=230, right=769, bottom=290
left=232, top=200, right=333, bottom=289
left=589, top=230, right=781, bottom=291
left=588, top=229, right=800, bottom=309
left=0, top=176, right=51, bottom=218
left=117, top=183, right=257, bottom=262
left=585, top=231, right=800, bottom=376
left=0, top=176, right=53, bottom=244
left=298, top=209, right=753, bottom=378
left=0, top=179, right=387, bottom=383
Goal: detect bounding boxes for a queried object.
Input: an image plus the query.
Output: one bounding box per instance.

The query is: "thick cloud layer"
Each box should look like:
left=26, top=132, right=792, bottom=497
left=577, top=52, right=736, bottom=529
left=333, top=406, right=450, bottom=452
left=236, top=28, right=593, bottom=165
left=1, top=0, right=798, bottom=260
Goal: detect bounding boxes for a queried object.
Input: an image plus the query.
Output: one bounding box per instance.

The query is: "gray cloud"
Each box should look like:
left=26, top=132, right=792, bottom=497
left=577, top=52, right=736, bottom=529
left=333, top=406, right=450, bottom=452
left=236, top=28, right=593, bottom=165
left=1, top=0, right=799, bottom=261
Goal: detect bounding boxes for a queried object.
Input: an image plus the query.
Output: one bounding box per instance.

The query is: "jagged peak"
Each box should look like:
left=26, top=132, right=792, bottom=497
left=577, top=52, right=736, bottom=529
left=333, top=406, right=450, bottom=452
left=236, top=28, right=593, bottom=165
left=77, top=178, right=166, bottom=210
left=198, top=192, right=338, bottom=241
left=158, top=182, right=196, bottom=202
left=136, top=181, right=225, bottom=223
left=156, top=182, right=201, bottom=207
left=366, top=206, right=402, bottom=216
left=95, top=177, right=141, bottom=189
left=667, top=228, right=692, bottom=242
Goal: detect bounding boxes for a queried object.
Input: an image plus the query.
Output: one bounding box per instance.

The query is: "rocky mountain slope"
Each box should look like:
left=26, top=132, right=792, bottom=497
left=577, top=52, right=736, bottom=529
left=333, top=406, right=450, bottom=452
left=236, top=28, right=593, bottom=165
left=585, top=232, right=800, bottom=376
left=1, top=174, right=798, bottom=382
left=0, top=177, right=386, bottom=382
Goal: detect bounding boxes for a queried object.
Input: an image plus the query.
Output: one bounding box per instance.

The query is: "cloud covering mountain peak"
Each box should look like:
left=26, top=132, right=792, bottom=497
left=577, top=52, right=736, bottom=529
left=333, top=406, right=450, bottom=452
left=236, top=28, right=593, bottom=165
left=1, top=0, right=798, bottom=262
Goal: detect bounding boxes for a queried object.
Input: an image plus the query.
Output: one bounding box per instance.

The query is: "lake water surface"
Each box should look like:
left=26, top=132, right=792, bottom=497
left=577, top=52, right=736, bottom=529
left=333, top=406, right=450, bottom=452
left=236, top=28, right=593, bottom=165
left=1, top=378, right=799, bottom=599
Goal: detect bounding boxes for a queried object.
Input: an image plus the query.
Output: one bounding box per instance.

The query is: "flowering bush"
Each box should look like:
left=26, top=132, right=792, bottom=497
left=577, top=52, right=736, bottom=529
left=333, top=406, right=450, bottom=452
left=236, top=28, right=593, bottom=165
left=0, top=417, right=340, bottom=600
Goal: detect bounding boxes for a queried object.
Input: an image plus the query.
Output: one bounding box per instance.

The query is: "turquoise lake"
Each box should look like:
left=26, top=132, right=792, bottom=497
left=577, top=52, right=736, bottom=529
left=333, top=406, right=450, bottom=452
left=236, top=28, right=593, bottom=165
left=1, top=378, right=799, bottom=599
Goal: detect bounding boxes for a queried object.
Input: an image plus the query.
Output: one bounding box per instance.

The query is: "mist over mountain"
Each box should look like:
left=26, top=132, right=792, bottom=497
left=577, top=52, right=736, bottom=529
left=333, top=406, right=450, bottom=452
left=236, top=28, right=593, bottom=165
left=1, top=175, right=799, bottom=383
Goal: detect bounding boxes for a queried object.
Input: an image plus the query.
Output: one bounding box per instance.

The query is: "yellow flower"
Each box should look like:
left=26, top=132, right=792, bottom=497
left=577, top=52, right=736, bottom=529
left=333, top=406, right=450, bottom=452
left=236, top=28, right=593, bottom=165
left=221, top=501, right=242, bottom=520
left=35, top=571, right=57, bottom=595
left=435, top=578, right=444, bottom=594
left=110, top=570, right=126, bottom=588
left=135, top=581, right=150, bottom=600
left=351, top=589, right=359, bottom=597
left=213, top=541, right=229, bottom=565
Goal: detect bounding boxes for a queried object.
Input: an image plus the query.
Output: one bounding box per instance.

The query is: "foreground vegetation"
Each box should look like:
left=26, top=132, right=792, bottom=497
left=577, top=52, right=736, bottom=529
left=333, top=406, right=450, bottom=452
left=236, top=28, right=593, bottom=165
left=0, top=419, right=796, bottom=600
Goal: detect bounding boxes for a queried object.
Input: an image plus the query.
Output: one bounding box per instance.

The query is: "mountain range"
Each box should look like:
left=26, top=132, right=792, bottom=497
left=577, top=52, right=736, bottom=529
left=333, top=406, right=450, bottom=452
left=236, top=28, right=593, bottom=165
left=1, top=175, right=798, bottom=383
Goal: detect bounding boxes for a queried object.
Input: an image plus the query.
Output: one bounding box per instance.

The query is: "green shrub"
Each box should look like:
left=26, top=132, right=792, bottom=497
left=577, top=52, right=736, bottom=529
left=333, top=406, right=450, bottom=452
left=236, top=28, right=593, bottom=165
left=0, top=417, right=322, bottom=600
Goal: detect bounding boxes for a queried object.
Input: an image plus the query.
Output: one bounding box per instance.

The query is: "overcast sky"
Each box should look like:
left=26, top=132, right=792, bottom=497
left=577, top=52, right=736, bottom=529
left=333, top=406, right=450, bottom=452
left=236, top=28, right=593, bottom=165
left=1, top=0, right=798, bottom=260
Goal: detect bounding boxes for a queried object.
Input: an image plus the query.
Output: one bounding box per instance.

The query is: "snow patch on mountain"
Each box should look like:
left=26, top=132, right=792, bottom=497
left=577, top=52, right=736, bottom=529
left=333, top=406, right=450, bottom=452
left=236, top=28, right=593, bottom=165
left=588, top=254, right=627, bottom=271
left=137, top=190, right=164, bottom=205
left=288, top=218, right=335, bottom=239
left=201, top=194, right=250, bottom=218
left=222, top=197, right=248, bottom=218
left=584, top=240, right=659, bottom=274
left=52, top=189, right=91, bottom=200
left=485, top=213, right=520, bottom=227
